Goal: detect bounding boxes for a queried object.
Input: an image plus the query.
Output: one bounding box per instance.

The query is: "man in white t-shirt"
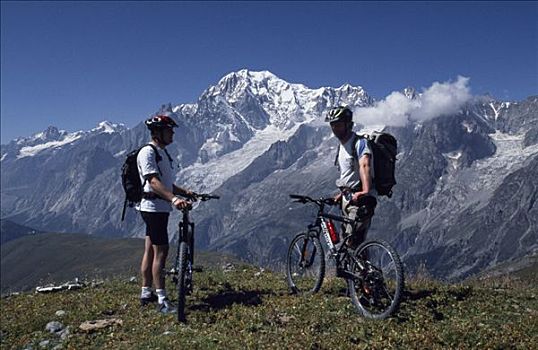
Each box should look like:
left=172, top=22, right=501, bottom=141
left=326, top=106, right=377, bottom=249
left=137, top=114, right=195, bottom=314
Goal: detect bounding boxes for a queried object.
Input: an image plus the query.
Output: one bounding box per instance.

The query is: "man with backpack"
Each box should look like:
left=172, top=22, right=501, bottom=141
left=326, top=106, right=378, bottom=250
left=136, top=114, right=195, bottom=314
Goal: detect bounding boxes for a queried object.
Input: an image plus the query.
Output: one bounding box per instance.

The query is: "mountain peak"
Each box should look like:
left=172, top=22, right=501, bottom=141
left=91, top=121, right=126, bottom=134
left=42, top=126, right=61, bottom=139
left=216, top=69, right=283, bottom=92
left=24, top=126, right=67, bottom=143
left=338, top=83, right=357, bottom=91
left=404, top=87, right=418, bottom=99
left=236, top=69, right=278, bottom=81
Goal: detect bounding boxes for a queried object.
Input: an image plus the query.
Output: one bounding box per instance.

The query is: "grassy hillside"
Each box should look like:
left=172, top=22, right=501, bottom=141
left=1, top=264, right=536, bottom=349
left=474, top=254, right=538, bottom=284
left=0, top=219, right=42, bottom=245
left=1, top=233, right=240, bottom=294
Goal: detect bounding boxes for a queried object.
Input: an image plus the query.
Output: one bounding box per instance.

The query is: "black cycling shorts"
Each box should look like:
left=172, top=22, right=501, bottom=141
left=140, top=211, right=170, bottom=246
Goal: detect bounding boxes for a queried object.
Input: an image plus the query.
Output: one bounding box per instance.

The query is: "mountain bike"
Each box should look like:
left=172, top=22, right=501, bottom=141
left=286, top=194, right=404, bottom=319
left=167, top=192, right=219, bottom=323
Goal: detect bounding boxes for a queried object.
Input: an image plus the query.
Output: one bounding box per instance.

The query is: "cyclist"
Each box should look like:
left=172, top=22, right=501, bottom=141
left=326, top=106, right=377, bottom=250
left=136, top=114, right=195, bottom=314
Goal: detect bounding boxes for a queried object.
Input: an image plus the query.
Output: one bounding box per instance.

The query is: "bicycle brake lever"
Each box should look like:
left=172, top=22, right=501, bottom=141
left=199, top=194, right=219, bottom=201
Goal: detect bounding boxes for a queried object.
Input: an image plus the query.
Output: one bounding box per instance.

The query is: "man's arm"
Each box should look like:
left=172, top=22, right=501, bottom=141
left=353, top=154, right=372, bottom=200
left=148, top=176, right=191, bottom=209
left=173, top=185, right=195, bottom=198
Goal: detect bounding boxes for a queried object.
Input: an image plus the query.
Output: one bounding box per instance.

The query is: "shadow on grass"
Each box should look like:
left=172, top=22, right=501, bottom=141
left=324, top=286, right=437, bottom=301
left=390, top=289, right=438, bottom=323
left=190, top=290, right=265, bottom=311
left=329, top=287, right=351, bottom=297
left=403, top=289, right=434, bottom=301
left=447, top=286, right=472, bottom=301
left=398, top=287, right=473, bottom=322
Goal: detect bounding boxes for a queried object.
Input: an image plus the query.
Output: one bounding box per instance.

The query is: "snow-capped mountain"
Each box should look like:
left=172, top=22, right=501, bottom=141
left=0, top=69, right=373, bottom=238
left=164, top=69, right=373, bottom=192
left=1, top=122, right=127, bottom=161
left=1, top=69, right=536, bottom=280
left=190, top=95, right=538, bottom=281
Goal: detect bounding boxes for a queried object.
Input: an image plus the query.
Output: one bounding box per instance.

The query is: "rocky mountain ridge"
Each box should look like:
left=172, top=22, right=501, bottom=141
left=1, top=70, right=536, bottom=280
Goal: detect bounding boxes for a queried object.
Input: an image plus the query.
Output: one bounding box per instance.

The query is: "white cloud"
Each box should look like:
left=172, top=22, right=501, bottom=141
left=354, top=76, right=472, bottom=127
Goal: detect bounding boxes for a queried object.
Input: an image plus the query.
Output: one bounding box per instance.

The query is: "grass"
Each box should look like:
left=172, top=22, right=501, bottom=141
left=1, top=264, right=537, bottom=349
left=1, top=233, right=241, bottom=295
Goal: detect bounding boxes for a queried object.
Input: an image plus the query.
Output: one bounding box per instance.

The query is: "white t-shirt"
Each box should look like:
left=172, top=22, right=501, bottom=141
left=335, top=134, right=375, bottom=194
left=135, top=143, right=175, bottom=213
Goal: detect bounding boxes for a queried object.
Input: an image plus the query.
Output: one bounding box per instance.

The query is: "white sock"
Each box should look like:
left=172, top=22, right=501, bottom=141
left=141, top=286, right=153, bottom=298
left=156, top=289, right=167, bottom=304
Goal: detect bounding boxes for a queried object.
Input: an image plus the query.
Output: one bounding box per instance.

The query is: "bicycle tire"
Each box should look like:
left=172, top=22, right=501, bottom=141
left=176, top=242, right=189, bottom=323
left=286, top=232, right=325, bottom=294
left=347, top=239, right=404, bottom=319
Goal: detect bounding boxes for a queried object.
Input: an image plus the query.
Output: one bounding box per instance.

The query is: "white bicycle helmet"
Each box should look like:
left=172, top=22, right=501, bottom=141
left=145, top=115, right=178, bottom=130
left=325, top=106, right=353, bottom=123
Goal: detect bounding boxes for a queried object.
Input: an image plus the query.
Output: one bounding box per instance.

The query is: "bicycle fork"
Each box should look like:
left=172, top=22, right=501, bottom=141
left=299, top=237, right=317, bottom=268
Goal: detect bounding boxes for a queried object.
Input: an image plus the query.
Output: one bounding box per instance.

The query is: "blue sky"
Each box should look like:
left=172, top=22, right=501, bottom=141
left=1, top=1, right=537, bottom=142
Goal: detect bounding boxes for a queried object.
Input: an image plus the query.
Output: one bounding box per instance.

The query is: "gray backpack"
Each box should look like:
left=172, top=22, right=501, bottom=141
left=334, top=132, right=397, bottom=197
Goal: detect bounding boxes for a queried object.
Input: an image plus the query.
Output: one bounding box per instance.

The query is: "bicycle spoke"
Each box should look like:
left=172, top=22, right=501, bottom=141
left=293, top=242, right=302, bottom=256
left=348, top=240, right=404, bottom=319
left=286, top=233, right=325, bottom=294
left=383, top=285, right=394, bottom=303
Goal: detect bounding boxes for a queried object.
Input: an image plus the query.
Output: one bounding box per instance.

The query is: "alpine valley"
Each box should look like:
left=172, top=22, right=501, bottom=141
left=1, top=70, right=537, bottom=281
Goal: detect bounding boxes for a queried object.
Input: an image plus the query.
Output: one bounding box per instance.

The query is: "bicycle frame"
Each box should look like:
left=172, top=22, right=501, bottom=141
left=287, top=193, right=404, bottom=319
left=169, top=193, right=219, bottom=323
left=172, top=193, right=219, bottom=276
left=301, top=199, right=368, bottom=281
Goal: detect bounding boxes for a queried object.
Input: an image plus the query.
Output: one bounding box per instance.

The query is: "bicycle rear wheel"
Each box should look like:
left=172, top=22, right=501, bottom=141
left=347, top=239, right=404, bottom=319
left=176, top=242, right=189, bottom=323
left=286, top=232, right=325, bottom=294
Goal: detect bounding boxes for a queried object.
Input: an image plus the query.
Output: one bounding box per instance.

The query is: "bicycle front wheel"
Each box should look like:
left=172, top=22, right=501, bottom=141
left=347, top=239, right=404, bottom=319
left=286, top=232, right=325, bottom=294
left=176, top=242, right=189, bottom=323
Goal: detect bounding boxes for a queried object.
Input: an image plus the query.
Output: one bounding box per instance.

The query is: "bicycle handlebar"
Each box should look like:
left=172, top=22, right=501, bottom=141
left=289, top=194, right=336, bottom=206
left=179, top=193, right=219, bottom=213
left=192, top=193, right=220, bottom=201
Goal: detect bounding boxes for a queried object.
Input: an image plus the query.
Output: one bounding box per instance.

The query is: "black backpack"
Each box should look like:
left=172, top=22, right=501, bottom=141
left=334, top=132, right=397, bottom=197
left=120, top=144, right=162, bottom=221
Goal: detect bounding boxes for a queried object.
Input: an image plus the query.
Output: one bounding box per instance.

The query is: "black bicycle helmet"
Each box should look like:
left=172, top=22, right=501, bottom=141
left=145, top=115, right=178, bottom=130
left=325, top=106, right=353, bottom=123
